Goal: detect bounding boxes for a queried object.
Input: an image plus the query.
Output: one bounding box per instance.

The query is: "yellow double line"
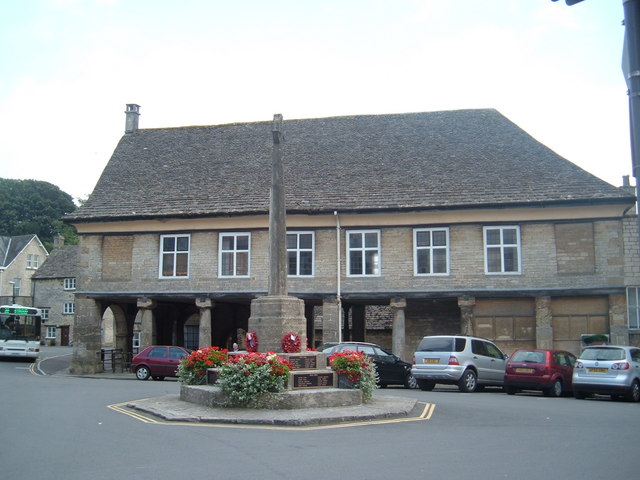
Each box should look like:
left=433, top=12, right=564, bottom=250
left=107, top=400, right=436, bottom=431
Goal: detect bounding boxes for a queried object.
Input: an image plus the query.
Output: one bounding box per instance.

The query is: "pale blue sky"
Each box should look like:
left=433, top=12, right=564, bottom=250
left=0, top=0, right=631, bottom=199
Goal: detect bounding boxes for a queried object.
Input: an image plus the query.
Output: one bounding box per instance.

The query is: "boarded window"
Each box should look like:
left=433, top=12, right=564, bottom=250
left=102, top=236, right=133, bottom=281
left=555, top=223, right=595, bottom=274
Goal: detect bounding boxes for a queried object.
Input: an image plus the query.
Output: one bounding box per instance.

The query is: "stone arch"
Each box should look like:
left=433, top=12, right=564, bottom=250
left=100, top=304, right=129, bottom=352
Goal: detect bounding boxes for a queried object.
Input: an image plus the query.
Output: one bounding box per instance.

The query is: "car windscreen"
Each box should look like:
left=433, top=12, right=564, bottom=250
left=417, top=337, right=465, bottom=352
left=579, top=347, right=625, bottom=361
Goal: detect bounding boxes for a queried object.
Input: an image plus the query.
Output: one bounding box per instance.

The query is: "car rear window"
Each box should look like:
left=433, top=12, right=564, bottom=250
left=511, top=351, right=545, bottom=363
left=579, top=347, right=626, bottom=361
left=417, top=337, right=465, bottom=352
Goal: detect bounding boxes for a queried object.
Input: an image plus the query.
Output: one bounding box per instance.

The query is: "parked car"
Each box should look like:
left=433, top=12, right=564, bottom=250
left=318, top=341, right=418, bottom=388
left=504, top=349, right=576, bottom=397
left=411, top=335, right=507, bottom=392
left=131, top=345, right=191, bottom=380
left=572, top=345, right=640, bottom=402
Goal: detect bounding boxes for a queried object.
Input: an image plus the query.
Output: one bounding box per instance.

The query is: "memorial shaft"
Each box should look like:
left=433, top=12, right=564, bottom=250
left=269, top=114, right=287, bottom=296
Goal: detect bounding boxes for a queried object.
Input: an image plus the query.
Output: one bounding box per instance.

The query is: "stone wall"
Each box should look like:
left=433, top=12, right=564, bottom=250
left=78, top=219, right=627, bottom=296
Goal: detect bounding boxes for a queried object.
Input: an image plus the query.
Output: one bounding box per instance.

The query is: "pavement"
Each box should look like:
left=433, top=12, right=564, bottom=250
left=36, top=346, right=426, bottom=427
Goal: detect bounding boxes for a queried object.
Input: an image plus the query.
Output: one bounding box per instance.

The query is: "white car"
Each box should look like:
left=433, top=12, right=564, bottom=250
left=572, top=345, right=640, bottom=402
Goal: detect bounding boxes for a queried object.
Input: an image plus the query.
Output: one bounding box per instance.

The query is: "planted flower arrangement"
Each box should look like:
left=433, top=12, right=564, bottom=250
left=177, top=346, right=228, bottom=385
left=328, top=350, right=378, bottom=402
left=216, top=352, right=293, bottom=407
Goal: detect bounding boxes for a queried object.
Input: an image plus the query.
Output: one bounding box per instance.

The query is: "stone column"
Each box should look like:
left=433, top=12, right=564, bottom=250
left=196, top=297, right=214, bottom=348
left=137, top=297, right=156, bottom=349
left=390, top=297, right=407, bottom=361
left=458, top=296, right=476, bottom=336
left=69, top=297, right=103, bottom=374
left=322, top=296, right=342, bottom=343
left=535, top=296, right=554, bottom=350
left=609, top=293, right=630, bottom=345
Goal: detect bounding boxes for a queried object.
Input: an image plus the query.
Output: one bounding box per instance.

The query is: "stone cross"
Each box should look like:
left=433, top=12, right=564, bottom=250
left=269, top=114, right=287, bottom=296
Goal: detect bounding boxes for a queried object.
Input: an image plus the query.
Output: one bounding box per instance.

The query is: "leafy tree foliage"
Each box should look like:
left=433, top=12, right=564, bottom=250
left=0, top=178, right=78, bottom=250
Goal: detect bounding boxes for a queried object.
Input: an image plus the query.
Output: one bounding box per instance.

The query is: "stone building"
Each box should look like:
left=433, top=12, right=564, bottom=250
left=32, top=238, right=78, bottom=346
left=65, top=105, right=640, bottom=373
left=0, top=235, right=48, bottom=306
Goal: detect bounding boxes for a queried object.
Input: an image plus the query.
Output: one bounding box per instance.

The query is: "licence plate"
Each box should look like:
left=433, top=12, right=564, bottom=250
left=423, top=358, right=439, bottom=364
left=588, top=368, right=608, bottom=373
left=515, top=368, right=534, bottom=374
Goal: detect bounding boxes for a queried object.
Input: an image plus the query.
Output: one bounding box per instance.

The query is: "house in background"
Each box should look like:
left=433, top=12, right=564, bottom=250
left=32, top=236, right=78, bottom=346
left=65, top=105, right=640, bottom=374
left=0, top=235, right=48, bottom=306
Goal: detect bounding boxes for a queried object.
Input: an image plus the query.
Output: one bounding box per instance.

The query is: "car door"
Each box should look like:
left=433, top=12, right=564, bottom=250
left=477, top=341, right=506, bottom=383
left=356, top=345, right=386, bottom=381
left=169, top=347, right=188, bottom=375
left=554, top=352, right=575, bottom=388
left=471, top=340, right=493, bottom=382
left=370, top=346, right=400, bottom=384
left=147, top=346, right=170, bottom=375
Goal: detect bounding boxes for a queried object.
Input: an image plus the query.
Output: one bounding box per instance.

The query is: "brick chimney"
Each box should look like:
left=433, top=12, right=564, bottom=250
left=125, top=104, right=140, bottom=134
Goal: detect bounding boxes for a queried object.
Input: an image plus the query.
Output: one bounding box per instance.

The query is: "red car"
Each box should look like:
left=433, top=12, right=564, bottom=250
left=504, top=349, right=576, bottom=397
left=131, top=345, right=190, bottom=380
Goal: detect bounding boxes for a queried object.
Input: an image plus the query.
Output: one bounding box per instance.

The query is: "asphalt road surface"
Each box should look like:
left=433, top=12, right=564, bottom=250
left=1, top=347, right=638, bottom=480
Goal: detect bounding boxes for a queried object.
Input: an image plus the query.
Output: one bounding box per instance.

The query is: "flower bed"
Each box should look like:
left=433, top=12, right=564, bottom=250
left=177, top=346, right=228, bottom=385
left=217, top=352, right=293, bottom=406
left=328, top=350, right=378, bottom=402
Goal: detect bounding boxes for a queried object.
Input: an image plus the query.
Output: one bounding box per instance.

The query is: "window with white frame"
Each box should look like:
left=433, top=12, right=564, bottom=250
left=627, top=287, right=640, bottom=329
left=132, top=332, right=140, bottom=350
left=63, top=302, right=75, bottom=315
left=46, top=326, right=56, bottom=339
left=287, top=232, right=314, bottom=276
left=10, top=278, right=21, bottom=296
left=219, top=233, right=250, bottom=277
left=414, top=228, right=449, bottom=275
left=27, top=254, right=40, bottom=269
left=484, top=226, right=521, bottom=274
left=159, top=234, right=190, bottom=278
left=347, top=230, right=380, bottom=276
left=63, top=277, right=76, bottom=290
left=40, top=308, right=50, bottom=321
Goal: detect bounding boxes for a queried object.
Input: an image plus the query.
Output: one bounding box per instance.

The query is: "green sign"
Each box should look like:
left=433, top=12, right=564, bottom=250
left=0, top=307, right=37, bottom=315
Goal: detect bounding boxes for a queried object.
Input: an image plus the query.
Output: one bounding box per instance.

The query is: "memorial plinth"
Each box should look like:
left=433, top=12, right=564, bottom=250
left=248, top=295, right=308, bottom=353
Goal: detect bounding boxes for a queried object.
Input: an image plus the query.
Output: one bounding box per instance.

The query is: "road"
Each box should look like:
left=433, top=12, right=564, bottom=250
left=0, top=347, right=638, bottom=480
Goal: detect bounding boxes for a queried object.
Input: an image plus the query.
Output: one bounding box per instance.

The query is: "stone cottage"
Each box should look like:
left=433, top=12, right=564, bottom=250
left=65, top=105, right=639, bottom=373
left=32, top=237, right=78, bottom=346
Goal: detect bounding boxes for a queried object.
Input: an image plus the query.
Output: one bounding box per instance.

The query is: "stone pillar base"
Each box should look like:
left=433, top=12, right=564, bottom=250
left=248, top=295, right=307, bottom=353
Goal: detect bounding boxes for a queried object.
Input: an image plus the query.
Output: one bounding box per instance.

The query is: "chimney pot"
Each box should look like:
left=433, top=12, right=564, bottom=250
left=125, top=104, right=141, bottom=134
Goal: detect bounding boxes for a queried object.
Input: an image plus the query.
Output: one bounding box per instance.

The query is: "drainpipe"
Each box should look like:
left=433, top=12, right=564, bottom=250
left=334, top=211, right=342, bottom=343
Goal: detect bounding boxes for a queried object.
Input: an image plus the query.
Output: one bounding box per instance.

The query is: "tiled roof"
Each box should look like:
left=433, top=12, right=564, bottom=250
left=67, top=109, right=634, bottom=222
left=0, top=235, right=39, bottom=267
left=32, top=245, right=78, bottom=279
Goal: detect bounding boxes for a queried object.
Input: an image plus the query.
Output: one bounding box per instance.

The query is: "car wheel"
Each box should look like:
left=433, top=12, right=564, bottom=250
left=626, top=380, right=640, bottom=402
left=458, top=369, right=477, bottom=393
left=152, top=376, right=165, bottom=381
left=404, top=373, right=418, bottom=389
left=135, top=365, right=150, bottom=380
left=417, top=379, right=435, bottom=391
left=379, top=383, right=388, bottom=388
left=505, top=386, right=517, bottom=395
left=574, top=390, right=587, bottom=399
left=544, top=379, right=563, bottom=398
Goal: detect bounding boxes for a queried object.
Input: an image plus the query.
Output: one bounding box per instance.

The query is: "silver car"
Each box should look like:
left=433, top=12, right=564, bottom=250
left=411, top=335, right=507, bottom=392
left=572, top=345, right=640, bottom=402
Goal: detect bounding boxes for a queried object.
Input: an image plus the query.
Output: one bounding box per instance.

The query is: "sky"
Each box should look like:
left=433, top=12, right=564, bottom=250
left=0, top=0, right=634, bottom=201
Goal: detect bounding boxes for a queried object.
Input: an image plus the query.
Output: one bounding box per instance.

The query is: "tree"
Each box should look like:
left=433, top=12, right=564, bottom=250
left=0, top=178, right=78, bottom=250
